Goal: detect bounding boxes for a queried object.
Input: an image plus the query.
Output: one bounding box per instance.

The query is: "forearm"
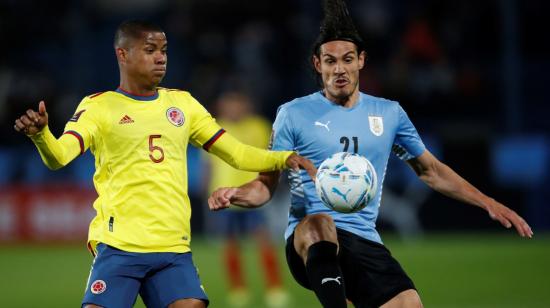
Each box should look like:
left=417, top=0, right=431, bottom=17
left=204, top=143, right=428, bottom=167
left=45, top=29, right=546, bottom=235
left=231, top=172, right=280, bottom=208
left=420, top=161, right=492, bottom=210
left=209, top=133, right=293, bottom=172
left=29, top=126, right=81, bottom=170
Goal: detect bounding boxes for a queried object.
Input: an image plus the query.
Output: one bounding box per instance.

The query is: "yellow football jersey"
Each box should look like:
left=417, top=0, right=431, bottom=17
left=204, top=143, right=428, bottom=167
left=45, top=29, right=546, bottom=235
left=30, top=88, right=293, bottom=254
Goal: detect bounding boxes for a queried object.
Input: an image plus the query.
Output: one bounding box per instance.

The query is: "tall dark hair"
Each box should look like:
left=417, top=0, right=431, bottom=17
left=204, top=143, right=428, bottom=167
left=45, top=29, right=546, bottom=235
left=114, top=20, right=164, bottom=48
left=311, top=0, right=366, bottom=87
left=312, top=0, right=365, bottom=57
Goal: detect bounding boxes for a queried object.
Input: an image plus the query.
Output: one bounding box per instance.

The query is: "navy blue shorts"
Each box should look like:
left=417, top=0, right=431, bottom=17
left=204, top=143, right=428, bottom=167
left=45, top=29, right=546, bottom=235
left=219, top=209, right=265, bottom=236
left=82, top=244, right=208, bottom=308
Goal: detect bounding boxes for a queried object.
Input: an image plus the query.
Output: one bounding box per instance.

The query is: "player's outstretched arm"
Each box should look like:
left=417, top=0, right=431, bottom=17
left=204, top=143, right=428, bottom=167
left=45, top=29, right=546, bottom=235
left=208, top=171, right=281, bottom=211
left=407, top=150, right=533, bottom=238
left=207, top=132, right=317, bottom=178
left=14, top=101, right=81, bottom=170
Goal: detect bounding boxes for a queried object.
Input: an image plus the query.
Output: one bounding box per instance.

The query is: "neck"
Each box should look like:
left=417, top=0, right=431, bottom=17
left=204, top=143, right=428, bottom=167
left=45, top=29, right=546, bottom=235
left=119, top=76, right=157, bottom=96
left=324, top=87, right=360, bottom=108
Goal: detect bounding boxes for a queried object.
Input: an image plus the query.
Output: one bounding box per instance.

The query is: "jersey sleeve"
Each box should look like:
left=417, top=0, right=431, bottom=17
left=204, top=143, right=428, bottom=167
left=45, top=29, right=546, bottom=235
left=392, top=104, right=426, bottom=161
left=63, top=97, right=101, bottom=153
left=270, top=105, right=295, bottom=151
left=187, top=93, right=293, bottom=171
left=187, top=93, right=225, bottom=149
left=29, top=97, right=100, bottom=170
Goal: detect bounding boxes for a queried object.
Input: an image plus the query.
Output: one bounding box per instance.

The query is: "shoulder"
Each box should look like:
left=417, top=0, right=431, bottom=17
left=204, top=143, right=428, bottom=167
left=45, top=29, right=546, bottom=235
left=158, top=87, right=206, bottom=110
left=277, top=92, right=320, bottom=114
left=361, top=92, right=400, bottom=109
left=77, top=91, right=117, bottom=110
left=158, top=87, right=193, bottom=100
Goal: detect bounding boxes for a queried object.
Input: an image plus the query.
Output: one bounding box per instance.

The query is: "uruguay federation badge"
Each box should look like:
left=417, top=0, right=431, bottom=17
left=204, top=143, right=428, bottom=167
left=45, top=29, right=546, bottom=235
left=166, top=107, right=185, bottom=127
left=368, top=116, right=384, bottom=136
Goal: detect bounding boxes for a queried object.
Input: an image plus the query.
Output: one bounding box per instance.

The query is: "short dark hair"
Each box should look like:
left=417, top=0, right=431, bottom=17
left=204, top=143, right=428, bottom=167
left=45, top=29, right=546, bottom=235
left=310, top=41, right=366, bottom=88
left=114, top=20, right=163, bottom=48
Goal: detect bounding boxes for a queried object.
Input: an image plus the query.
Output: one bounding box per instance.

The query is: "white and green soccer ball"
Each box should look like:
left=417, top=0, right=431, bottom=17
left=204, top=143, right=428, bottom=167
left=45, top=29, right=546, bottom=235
left=315, top=152, right=378, bottom=213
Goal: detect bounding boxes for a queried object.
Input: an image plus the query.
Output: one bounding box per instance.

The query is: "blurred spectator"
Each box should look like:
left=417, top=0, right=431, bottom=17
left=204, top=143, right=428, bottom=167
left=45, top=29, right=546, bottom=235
left=204, top=91, right=289, bottom=308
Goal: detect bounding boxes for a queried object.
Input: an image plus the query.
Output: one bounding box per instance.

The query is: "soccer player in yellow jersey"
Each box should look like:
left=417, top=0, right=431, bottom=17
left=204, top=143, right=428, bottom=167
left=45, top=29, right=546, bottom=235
left=13, top=20, right=316, bottom=308
left=206, top=92, right=288, bottom=307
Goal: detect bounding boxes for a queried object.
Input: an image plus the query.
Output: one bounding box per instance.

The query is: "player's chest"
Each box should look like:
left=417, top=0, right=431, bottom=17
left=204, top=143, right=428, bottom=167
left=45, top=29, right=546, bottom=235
left=105, top=103, right=190, bottom=143
left=295, top=109, right=396, bottom=158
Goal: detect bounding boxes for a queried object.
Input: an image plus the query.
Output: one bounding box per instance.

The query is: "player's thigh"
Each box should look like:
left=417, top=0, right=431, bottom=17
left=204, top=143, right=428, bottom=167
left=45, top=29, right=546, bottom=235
left=139, top=252, right=209, bottom=308
left=380, top=289, right=423, bottom=308
left=168, top=298, right=206, bottom=308
left=336, top=229, right=416, bottom=308
left=82, top=244, right=143, bottom=308
left=293, top=213, right=338, bottom=259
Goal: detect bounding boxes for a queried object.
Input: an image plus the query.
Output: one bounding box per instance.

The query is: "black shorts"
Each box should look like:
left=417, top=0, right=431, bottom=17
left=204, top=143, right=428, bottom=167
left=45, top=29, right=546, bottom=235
left=285, top=228, right=416, bottom=308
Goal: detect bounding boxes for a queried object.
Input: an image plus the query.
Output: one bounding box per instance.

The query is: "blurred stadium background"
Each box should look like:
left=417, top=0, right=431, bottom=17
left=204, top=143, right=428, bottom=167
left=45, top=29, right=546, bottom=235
left=1, top=0, right=549, bottom=307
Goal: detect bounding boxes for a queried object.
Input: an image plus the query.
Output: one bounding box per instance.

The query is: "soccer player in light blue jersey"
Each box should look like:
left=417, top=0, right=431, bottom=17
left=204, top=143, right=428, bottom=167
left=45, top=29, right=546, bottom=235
left=208, top=1, right=533, bottom=307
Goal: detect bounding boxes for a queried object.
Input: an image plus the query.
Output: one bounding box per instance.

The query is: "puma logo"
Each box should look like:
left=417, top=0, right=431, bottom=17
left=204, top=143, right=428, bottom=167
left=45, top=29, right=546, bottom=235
left=315, top=121, right=330, bottom=131
left=321, top=276, right=342, bottom=285
left=332, top=187, right=352, bottom=202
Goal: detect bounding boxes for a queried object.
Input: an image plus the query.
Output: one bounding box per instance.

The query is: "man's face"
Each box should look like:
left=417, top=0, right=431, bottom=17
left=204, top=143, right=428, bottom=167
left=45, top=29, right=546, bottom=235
left=118, top=31, right=167, bottom=86
left=314, top=40, right=365, bottom=101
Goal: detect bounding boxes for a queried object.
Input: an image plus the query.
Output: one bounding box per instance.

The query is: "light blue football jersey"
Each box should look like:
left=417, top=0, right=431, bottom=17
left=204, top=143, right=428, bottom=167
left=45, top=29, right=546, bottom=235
left=271, top=91, right=426, bottom=244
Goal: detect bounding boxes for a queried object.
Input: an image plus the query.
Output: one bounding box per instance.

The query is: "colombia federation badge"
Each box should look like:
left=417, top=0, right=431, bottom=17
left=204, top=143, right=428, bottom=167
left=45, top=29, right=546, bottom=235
left=90, top=280, right=106, bottom=294
left=166, top=107, right=185, bottom=127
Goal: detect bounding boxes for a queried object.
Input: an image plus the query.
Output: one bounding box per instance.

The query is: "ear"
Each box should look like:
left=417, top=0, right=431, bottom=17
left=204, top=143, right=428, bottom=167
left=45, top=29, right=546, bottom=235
left=115, top=47, right=127, bottom=63
left=358, top=51, right=366, bottom=69
left=313, top=55, right=322, bottom=74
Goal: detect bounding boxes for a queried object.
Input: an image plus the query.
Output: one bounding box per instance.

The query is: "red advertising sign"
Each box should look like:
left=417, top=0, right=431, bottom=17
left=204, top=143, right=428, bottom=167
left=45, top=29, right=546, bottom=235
left=0, top=185, right=96, bottom=242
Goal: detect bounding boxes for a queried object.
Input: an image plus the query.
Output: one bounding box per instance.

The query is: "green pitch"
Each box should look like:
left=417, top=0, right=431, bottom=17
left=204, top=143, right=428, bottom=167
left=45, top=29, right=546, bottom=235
left=1, top=233, right=548, bottom=307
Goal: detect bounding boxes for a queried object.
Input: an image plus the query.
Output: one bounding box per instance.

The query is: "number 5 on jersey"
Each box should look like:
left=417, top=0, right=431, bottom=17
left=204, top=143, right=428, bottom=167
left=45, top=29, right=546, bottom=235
left=149, top=135, right=165, bottom=163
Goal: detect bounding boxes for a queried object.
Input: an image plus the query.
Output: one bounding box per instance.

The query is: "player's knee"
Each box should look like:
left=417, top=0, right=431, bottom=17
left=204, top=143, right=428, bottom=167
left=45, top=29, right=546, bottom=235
left=302, top=213, right=336, bottom=233
left=83, top=305, right=104, bottom=308
left=294, top=213, right=338, bottom=259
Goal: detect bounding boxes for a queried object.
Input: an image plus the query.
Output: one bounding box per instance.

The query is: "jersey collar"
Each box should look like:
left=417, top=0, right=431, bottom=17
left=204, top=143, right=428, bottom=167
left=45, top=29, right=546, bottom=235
left=116, top=87, right=159, bottom=101
left=316, top=91, right=363, bottom=110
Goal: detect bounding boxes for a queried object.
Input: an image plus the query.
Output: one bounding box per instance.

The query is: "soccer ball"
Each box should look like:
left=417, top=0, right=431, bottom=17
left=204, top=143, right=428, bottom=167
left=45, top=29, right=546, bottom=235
left=315, top=152, right=378, bottom=213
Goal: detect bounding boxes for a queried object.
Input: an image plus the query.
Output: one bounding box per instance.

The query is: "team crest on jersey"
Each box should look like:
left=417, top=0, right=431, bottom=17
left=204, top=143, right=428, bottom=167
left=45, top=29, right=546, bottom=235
left=166, top=107, right=185, bottom=127
left=90, top=280, right=106, bottom=294
left=368, top=116, right=384, bottom=136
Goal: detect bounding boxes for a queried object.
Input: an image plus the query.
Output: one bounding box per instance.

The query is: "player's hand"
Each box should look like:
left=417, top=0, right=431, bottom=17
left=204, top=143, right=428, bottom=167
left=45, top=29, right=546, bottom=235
left=208, top=187, right=238, bottom=211
left=485, top=199, right=533, bottom=238
left=14, top=101, right=49, bottom=136
left=285, top=153, right=317, bottom=181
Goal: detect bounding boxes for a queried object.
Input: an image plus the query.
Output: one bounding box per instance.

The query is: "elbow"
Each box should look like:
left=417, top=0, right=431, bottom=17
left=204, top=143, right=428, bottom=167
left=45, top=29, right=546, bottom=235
left=45, top=162, right=64, bottom=171
left=41, top=156, right=66, bottom=170
left=419, top=171, right=438, bottom=190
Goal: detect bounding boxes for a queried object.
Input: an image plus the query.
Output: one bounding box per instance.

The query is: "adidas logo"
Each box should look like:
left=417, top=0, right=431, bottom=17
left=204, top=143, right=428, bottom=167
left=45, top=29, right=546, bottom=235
left=119, top=115, right=134, bottom=124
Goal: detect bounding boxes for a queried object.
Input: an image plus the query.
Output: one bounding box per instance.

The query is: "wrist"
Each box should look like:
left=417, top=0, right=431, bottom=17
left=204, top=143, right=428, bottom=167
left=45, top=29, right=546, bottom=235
left=28, top=125, right=49, bottom=139
left=478, top=196, right=495, bottom=211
